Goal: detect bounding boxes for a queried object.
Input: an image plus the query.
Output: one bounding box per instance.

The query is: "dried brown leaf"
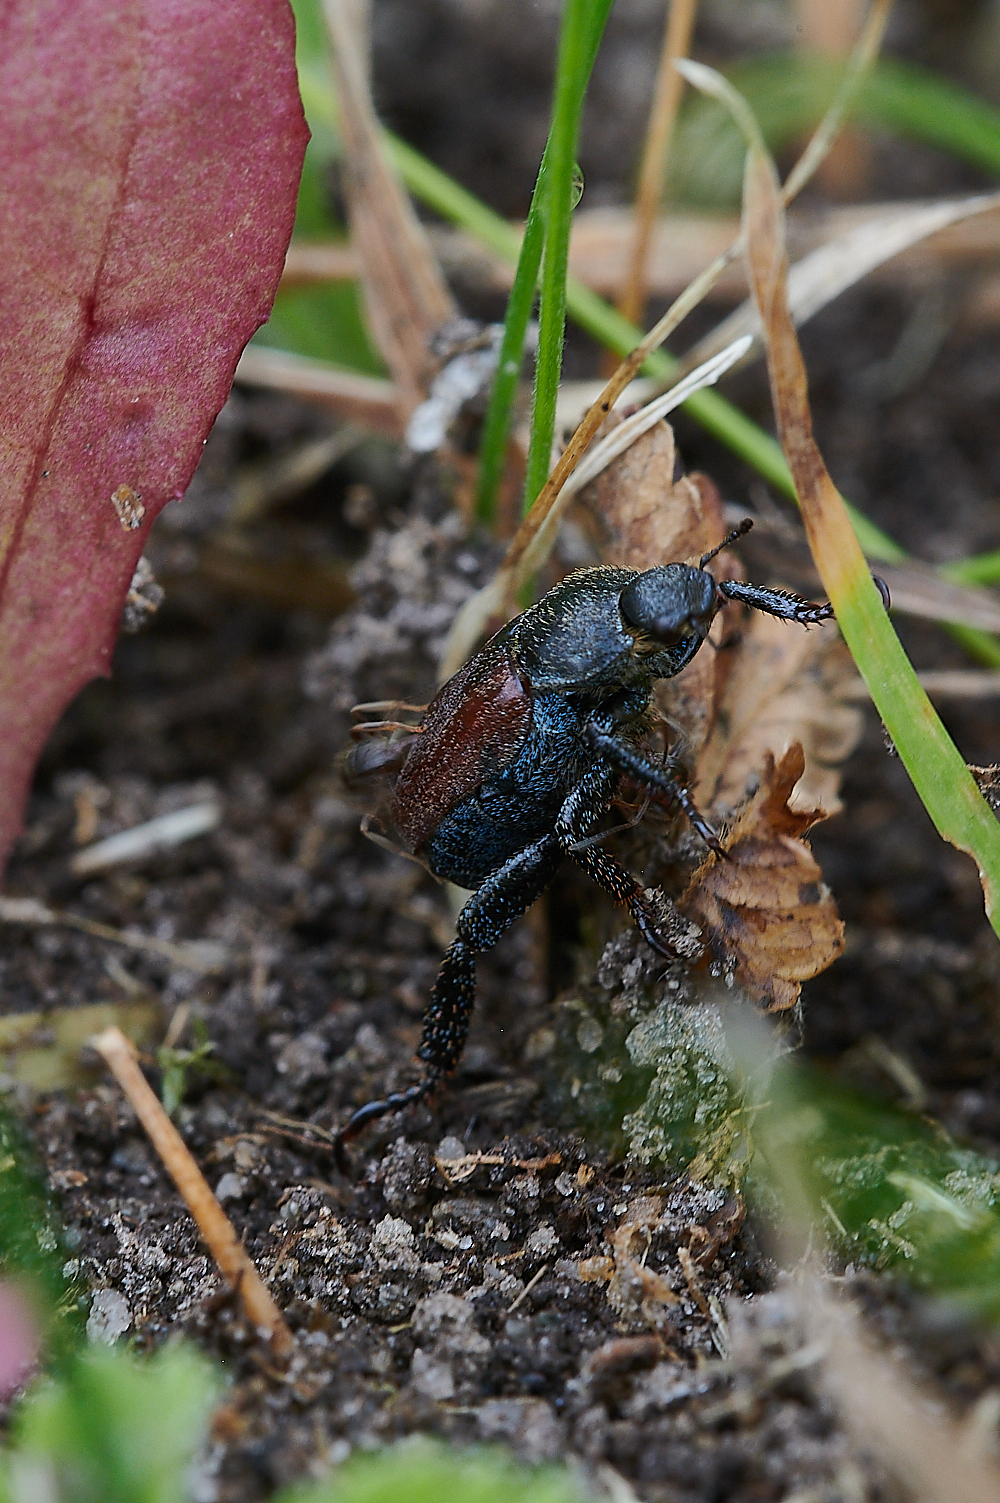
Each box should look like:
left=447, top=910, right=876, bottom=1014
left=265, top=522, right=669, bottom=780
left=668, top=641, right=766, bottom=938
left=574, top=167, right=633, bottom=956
left=577, top=417, right=741, bottom=766
left=694, top=614, right=862, bottom=820
left=742, top=114, right=1000, bottom=927
left=681, top=743, right=845, bottom=1012
left=603, top=1196, right=679, bottom=1326
left=323, top=0, right=455, bottom=414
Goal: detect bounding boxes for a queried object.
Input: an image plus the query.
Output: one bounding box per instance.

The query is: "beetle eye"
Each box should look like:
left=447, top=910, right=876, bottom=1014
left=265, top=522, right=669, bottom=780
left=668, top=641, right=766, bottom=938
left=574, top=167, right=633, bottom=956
left=620, top=566, right=720, bottom=650
left=620, top=576, right=687, bottom=646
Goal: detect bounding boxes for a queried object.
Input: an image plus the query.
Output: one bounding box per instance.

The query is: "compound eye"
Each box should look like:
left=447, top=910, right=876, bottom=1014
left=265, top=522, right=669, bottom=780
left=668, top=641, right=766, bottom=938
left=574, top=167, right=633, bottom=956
left=619, top=574, right=688, bottom=646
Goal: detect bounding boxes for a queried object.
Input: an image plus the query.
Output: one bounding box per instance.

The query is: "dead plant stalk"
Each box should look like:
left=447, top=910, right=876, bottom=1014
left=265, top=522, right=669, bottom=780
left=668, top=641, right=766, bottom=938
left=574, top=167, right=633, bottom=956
left=618, top=0, right=699, bottom=327
left=91, top=1026, right=294, bottom=1359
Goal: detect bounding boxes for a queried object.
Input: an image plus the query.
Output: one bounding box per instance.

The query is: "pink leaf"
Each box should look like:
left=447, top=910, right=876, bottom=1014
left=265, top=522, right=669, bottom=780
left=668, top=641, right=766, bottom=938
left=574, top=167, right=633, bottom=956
left=0, top=1282, right=38, bottom=1401
left=0, top=0, right=308, bottom=873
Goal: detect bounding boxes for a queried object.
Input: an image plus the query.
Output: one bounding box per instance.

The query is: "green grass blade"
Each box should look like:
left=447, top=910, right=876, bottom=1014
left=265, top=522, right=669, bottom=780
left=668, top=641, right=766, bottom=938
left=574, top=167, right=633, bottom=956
left=387, top=132, right=907, bottom=555
left=473, top=180, right=546, bottom=525
left=386, top=134, right=1000, bottom=665
left=670, top=53, right=1000, bottom=208
left=474, top=0, right=613, bottom=526
left=859, top=56, right=1000, bottom=175
left=944, top=550, right=1000, bottom=588
left=523, top=0, right=615, bottom=515
left=737, top=133, right=1000, bottom=935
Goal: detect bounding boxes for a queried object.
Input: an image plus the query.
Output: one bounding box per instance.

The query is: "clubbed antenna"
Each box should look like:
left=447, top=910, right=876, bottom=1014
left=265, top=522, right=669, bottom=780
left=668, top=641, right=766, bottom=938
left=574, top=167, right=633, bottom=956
left=700, top=517, right=753, bottom=570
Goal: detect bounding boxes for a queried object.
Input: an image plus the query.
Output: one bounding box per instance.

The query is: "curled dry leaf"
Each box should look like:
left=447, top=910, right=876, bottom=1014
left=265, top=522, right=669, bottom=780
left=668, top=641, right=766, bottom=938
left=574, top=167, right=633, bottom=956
left=694, top=613, right=862, bottom=820
left=577, top=416, right=741, bottom=768
left=574, top=411, right=856, bottom=1010
left=681, top=743, right=845, bottom=1013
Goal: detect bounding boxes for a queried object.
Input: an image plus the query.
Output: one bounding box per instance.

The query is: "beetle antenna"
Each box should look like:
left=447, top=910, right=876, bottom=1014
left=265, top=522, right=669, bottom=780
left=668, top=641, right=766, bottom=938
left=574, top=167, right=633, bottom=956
left=700, top=517, right=753, bottom=569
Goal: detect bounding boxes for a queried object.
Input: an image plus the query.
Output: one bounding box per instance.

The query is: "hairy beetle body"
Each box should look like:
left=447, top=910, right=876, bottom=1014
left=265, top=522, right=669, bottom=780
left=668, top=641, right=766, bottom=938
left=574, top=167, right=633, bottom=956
left=335, top=534, right=854, bottom=1164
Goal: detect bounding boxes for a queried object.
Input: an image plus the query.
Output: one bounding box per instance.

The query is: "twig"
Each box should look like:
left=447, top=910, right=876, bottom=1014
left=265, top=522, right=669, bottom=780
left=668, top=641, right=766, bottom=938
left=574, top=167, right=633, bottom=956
left=0, top=895, right=230, bottom=974
left=91, top=1027, right=294, bottom=1360
left=617, top=0, right=699, bottom=327
left=507, top=1262, right=550, bottom=1313
left=322, top=0, right=455, bottom=413
left=235, top=347, right=402, bottom=437
left=70, top=801, right=220, bottom=876
left=802, top=1274, right=1000, bottom=1503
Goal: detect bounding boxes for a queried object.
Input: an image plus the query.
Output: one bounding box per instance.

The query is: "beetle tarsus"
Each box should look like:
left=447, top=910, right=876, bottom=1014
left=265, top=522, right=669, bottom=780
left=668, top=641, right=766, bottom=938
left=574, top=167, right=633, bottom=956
left=669, top=781, right=728, bottom=859
left=632, top=898, right=676, bottom=958
left=334, top=1074, right=440, bottom=1174
left=719, top=578, right=835, bottom=626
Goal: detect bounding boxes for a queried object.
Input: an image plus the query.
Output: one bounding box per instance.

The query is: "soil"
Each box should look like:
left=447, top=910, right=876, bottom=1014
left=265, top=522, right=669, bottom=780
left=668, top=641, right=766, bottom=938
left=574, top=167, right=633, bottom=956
left=4, top=2, right=1000, bottom=1499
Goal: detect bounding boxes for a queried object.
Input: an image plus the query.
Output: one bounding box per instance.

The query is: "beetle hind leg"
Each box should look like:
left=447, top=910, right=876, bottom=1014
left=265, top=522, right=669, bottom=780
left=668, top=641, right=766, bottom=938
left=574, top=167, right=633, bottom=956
left=335, top=834, right=561, bottom=1166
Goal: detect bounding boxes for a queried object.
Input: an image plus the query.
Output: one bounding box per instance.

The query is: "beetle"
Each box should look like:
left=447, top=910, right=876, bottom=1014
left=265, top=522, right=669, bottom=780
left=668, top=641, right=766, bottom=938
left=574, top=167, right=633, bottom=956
left=335, top=521, right=869, bottom=1164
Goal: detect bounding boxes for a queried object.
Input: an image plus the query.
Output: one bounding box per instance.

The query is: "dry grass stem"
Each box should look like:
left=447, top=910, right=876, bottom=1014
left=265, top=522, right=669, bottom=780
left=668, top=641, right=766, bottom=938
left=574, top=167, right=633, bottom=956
left=235, top=347, right=402, bottom=436
left=800, top=1273, right=1000, bottom=1503
left=69, top=802, right=220, bottom=876
left=617, top=0, right=699, bottom=327
left=227, top=429, right=364, bottom=527
left=0, top=895, right=230, bottom=974
left=507, top=1264, right=550, bottom=1312
left=282, top=202, right=1000, bottom=303
left=281, top=241, right=359, bottom=285
left=323, top=0, right=456, bottom=413
left=841, top=669, right=1000, bottom=700
left=676, top=190, right=1000, bottom=386
left=437, top=339, right=747, bottom=678
left=91, top=1026, right=294, bottom=1360
left=439, top=4, right=895, bottom=678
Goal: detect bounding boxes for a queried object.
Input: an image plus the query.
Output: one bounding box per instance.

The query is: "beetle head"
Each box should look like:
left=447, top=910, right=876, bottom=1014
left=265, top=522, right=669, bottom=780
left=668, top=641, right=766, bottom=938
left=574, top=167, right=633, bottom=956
left=618, top=563, right=719, bottom=652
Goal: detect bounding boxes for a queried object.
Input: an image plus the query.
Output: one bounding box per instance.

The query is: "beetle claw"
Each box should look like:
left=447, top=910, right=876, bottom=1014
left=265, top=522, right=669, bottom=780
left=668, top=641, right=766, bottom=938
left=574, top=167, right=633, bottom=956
left=334, top=1075, right=439, bottom=1174
left=634, top=899, right=676, bottom=959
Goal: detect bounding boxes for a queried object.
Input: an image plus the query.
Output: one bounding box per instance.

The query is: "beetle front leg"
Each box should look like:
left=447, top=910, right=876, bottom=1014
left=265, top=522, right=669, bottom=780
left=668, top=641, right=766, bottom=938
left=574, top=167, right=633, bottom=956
left=556, top=767, right=674, bottom=957
left=718, top=578, right=835, bottom=625
left=335, top=834, right=561, bottom=1167
left=581, top=725, right=725, bottom=858
left=719, top=575, right=890, bottom=623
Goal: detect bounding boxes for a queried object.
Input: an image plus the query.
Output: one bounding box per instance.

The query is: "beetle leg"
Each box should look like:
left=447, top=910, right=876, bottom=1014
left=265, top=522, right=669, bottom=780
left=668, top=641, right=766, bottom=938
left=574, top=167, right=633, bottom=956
left=720, top=574, right=890, bottom=627
left=717, top=578, right=835, bottom=626
left=334, top=1075, right=440, bottom=1173
left=334, top=834, right=561, bottom=1167
left=582, top=725, right=726, bottom=858
left=556, top=768, right=674, bottom=957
